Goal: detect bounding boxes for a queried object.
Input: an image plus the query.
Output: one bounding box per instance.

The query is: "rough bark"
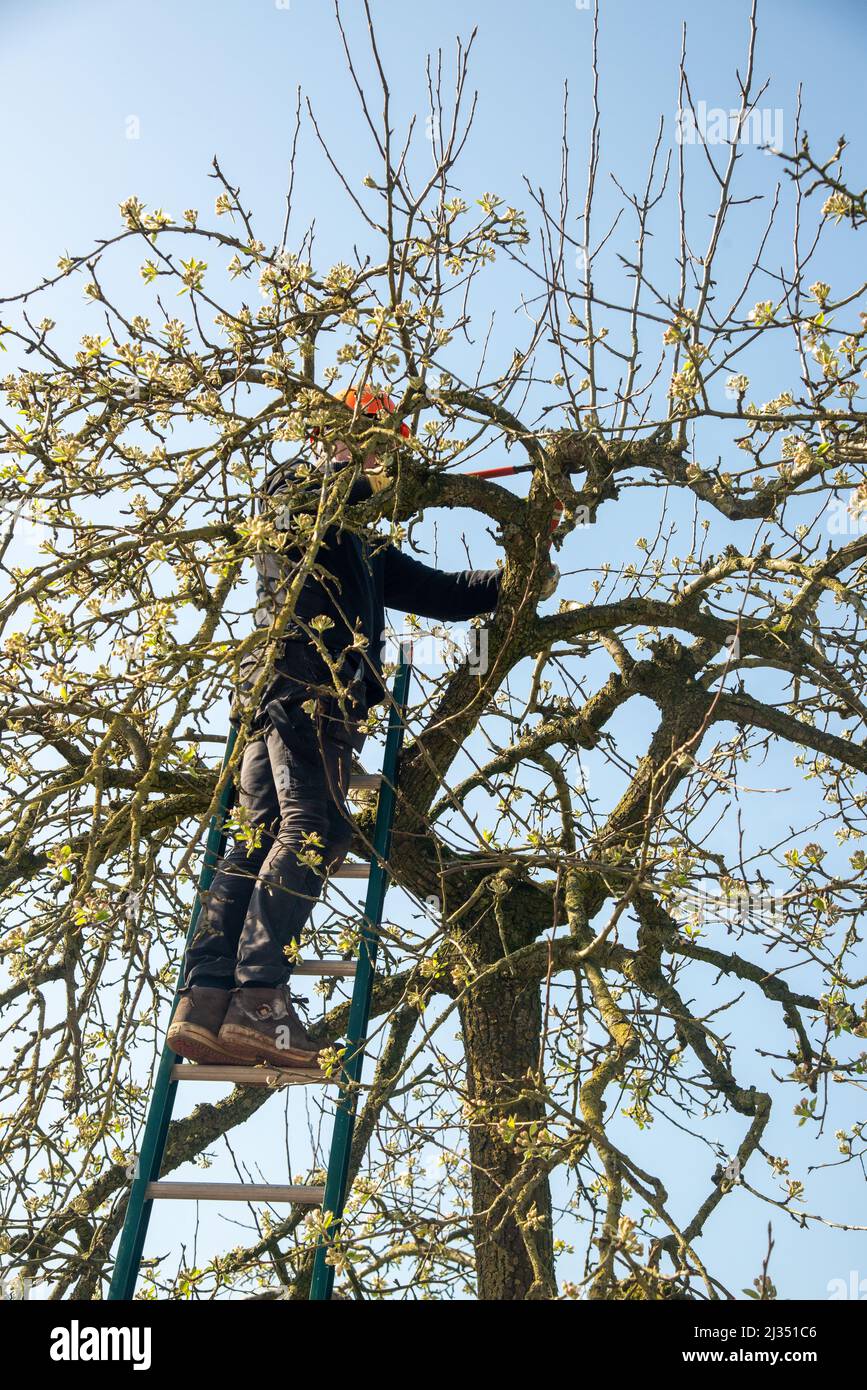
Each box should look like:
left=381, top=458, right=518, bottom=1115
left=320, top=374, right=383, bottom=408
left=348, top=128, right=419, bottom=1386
left=458, top=895, right=556, bottom=1300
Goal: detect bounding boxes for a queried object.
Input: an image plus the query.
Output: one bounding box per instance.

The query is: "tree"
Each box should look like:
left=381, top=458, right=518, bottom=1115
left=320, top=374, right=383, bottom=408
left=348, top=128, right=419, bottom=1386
left=1, top=1, right=865, bottom=1301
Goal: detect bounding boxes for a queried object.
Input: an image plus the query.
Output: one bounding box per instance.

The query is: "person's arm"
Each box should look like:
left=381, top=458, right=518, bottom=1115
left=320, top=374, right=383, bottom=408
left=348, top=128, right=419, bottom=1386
left=383, top=545, right=501, bottom=621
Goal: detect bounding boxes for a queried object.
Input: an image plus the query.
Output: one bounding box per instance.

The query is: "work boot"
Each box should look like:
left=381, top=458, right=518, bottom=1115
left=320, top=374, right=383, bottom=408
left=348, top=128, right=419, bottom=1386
left=218, top=987, right=322, bottom=1069
left=167, top=985, right=234, bottom=1064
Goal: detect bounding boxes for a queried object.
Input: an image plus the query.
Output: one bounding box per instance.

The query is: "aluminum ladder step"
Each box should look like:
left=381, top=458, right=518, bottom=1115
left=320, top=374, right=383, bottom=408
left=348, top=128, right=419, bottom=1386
left=146, top=1181, right=324, bottom=1204
left=331, top=862, right=370, bottom=879
left=348, top=772, right=381, bottom=795
left=293, top=958, right=356, bottom=977
left=170, top=1064, right=333, bottom=1086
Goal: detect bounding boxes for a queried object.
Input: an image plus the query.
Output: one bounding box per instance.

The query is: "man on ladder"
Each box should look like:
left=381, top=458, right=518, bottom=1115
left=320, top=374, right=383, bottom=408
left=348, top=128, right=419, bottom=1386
left=167, top=387, right=521, bottom=1071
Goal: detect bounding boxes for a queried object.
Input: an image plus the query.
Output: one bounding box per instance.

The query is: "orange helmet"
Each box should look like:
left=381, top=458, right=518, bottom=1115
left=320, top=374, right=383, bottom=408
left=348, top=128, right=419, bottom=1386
left=340, top=386, right=411, bottom=439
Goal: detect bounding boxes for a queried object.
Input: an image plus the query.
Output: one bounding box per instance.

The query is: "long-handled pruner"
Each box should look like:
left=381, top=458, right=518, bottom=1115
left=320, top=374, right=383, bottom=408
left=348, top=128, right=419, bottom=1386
left=465, top=462, right=535, bottom=480
left=465, top=462, right=564, bottom=535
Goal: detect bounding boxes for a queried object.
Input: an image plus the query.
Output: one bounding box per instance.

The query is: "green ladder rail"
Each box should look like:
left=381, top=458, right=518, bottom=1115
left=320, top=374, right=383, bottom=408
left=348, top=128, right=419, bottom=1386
left=108, top=649, right=412, bottom=1301
left=309, top=650, right=412, bottom=1301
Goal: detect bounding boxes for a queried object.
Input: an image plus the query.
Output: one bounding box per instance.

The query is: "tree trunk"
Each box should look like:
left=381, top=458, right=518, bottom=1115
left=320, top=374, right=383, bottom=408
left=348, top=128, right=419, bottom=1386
left=458, top=901, right=556, bottom=1300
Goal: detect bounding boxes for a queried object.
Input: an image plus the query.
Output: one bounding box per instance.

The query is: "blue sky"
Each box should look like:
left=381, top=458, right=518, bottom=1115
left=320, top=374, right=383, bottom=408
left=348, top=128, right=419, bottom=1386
left=3, top=0, right=866, bottom=1300
left=3, top=0, right=864, bottom=303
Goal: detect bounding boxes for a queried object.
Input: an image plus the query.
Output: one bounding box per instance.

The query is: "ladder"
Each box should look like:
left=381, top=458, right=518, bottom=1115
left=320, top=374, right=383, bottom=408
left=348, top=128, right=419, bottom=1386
left=108, top=648, right=413, bottom=1301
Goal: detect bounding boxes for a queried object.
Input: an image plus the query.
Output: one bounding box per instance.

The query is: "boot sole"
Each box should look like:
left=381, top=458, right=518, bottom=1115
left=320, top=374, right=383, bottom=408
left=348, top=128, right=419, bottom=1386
left=218, top=1023, right=322, bottom=1069
left=168, top=1021, right=239, bottom=1065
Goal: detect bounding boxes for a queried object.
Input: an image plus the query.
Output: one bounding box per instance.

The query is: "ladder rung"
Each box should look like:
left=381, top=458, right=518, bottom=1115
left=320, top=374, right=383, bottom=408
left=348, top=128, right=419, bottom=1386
left=145, top=1181, right=324, bottom=1204
left=170, top=1064, right=333, bottom=1086
left=331, top=862, right=371, bottom=879
left=293, top=959, right=356, bottom=978
left=348, top=772, right=381, bottom=795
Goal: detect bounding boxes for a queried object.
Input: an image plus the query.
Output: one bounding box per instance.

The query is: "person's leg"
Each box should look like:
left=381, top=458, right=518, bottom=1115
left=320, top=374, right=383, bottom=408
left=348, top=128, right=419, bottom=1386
left=220, top=710, right=361, bottom=1066
left=183, top=736, right=278, bottom=987
left=233, top=720, right=356, bottom=985
left=168, top=737, right=278, bottom=1063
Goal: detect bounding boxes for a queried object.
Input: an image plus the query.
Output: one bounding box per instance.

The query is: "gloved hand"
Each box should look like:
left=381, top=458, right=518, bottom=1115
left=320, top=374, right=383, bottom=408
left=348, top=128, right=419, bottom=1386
left=539, top=559, right=560, bottom=600
left=362, top=451, right=393, bottom=494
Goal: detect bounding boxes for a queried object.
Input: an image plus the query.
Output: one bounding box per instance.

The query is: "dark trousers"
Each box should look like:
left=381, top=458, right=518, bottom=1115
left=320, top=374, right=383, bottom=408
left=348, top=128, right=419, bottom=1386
left=184, top=712, right=363, bottom=988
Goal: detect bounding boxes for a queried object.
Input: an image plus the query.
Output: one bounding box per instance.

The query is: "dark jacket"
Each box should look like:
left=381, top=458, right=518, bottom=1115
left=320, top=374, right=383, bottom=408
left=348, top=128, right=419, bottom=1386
left=236, top=453, right=501, bottom=719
